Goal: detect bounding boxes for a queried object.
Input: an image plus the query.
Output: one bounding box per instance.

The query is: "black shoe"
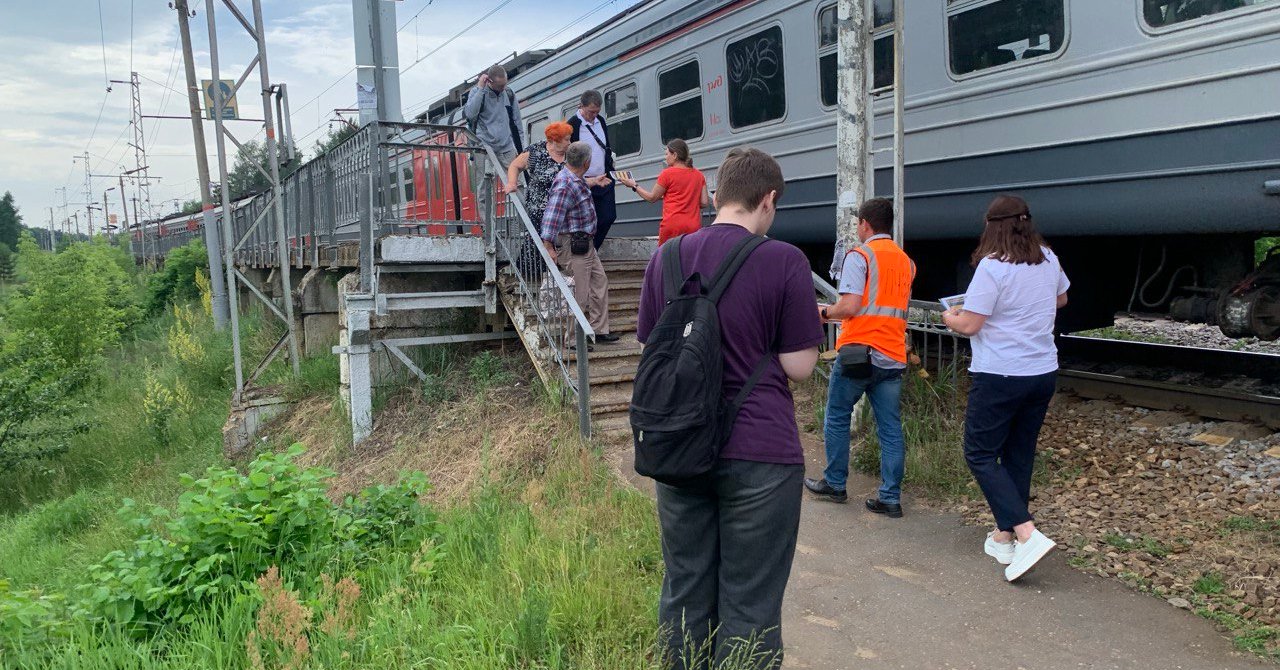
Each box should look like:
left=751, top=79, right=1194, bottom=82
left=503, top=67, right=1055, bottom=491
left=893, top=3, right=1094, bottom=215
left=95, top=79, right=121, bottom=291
left=865, top=498, right=903, bottom=518
left=803, top=478, right=847, bottom=503
left=596, top=332, right=620, bottom=343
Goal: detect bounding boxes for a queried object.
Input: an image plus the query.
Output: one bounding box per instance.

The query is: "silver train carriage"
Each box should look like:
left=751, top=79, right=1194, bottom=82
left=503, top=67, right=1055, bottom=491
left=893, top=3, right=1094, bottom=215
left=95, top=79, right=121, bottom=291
left=430, top=0, right=1280, bottom=329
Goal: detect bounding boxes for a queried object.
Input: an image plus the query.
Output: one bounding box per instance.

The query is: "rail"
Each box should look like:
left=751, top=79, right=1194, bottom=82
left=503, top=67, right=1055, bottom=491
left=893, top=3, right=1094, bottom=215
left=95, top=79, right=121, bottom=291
left=481, top=145, right=597, bottom=437
left=811, top=272, right=966, bottom=380
left=139, top=121, right=596, bottom=437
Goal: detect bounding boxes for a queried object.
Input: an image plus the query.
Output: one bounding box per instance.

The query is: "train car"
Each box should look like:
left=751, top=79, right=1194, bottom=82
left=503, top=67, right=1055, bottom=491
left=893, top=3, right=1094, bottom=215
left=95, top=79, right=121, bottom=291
left=428, top=0, right=1280, bottom=330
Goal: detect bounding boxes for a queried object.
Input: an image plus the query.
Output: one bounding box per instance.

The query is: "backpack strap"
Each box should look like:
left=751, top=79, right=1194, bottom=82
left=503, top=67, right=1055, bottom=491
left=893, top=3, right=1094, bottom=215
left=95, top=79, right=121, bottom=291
left=661, top=235, right=685, bottom=301
left=726, top=352, right=774, bottom=428
left=707, top=235, right=768, bottom=303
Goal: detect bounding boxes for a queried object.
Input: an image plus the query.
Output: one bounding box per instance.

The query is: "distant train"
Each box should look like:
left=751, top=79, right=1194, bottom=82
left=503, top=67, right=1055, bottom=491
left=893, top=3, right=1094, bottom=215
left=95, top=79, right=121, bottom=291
left=143, top=0, right=1280, bottom=334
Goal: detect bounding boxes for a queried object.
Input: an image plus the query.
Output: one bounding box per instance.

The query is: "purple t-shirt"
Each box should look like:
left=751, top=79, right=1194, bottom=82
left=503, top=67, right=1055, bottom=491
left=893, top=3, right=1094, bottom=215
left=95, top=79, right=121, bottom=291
left=636, top=224, right=824, bottom=465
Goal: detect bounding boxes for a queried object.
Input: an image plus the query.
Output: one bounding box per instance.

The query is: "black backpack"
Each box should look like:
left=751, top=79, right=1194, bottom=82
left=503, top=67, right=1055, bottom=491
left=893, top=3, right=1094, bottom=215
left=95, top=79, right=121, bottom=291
left=629, top=234, right=774, bottom=486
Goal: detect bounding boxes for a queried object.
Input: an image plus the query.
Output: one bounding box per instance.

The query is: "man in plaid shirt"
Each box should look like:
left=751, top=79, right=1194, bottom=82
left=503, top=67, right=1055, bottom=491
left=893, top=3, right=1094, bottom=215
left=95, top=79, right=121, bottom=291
left=541, top=141, right=617, bottom=342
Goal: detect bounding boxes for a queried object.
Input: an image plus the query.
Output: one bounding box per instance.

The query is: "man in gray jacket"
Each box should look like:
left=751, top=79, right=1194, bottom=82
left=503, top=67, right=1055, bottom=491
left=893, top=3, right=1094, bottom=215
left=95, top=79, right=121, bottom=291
left=463, top=65, right=524, bottom=170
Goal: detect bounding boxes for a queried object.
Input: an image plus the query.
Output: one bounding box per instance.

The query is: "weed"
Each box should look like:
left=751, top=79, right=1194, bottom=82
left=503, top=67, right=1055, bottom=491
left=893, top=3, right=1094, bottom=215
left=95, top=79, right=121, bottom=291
left=1076, top=327, right=1174, bottom=345
left=852, top=373, right=970, bottom=499
left=1193, top=572, right=1226, bottom=595
left=282, top=354, right=341, bottom=402
left=468, top=350, right=514, bottom=389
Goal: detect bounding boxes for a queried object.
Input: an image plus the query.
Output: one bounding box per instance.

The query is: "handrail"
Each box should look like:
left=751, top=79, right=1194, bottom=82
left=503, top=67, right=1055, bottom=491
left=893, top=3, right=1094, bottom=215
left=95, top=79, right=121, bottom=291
left=476, top=142, right=595, bottom=341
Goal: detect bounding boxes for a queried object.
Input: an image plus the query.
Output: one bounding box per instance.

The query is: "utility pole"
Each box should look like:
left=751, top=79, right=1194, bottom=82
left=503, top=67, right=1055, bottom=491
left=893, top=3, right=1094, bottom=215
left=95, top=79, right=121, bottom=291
left=174, top=0, right=230, bottom=330
left=119, top=174, right=133, bottom=255
left=104, top=187, right=115, bottom=238
left=891, top=0, right=905, bottom=245
left=112, top=73, right=153, bottom=266
left=73, top=153, right=94, bottom=236
left=836, top=0, right=870, bottom=250
left=47, top=207, right=55, bottom=251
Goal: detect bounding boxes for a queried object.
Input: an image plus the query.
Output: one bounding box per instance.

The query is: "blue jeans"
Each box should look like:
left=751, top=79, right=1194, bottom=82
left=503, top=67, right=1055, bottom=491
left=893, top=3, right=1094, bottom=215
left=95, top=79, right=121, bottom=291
left=823, top=362, right=905, bottom=503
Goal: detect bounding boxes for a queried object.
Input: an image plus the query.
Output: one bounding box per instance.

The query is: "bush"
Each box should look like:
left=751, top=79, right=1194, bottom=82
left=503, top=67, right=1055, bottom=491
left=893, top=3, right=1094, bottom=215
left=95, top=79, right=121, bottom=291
left=146, top=240, right=210, bottom=314
left=6, top=234, right=141, bottom=366
left=0, top=337, right=93, bottom=470
left=83, top=445, right=435, bottom=629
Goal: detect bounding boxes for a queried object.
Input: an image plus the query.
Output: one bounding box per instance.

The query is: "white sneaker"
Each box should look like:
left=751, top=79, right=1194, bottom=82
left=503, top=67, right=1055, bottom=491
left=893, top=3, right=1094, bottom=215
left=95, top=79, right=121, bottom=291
left=1005, top=530, right=1055, bottom=582
left=984, top=532, right=1015, bottom=565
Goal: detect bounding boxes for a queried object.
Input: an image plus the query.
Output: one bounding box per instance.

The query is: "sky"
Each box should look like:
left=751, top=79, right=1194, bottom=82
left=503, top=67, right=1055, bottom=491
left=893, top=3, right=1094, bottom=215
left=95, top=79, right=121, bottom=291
left=0, top=0, right=644, bottom=236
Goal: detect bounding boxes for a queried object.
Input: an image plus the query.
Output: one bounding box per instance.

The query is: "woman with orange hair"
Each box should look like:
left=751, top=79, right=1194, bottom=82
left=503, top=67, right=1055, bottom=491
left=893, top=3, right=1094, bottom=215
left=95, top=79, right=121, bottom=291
left=505, top=121, right=609, bottom=233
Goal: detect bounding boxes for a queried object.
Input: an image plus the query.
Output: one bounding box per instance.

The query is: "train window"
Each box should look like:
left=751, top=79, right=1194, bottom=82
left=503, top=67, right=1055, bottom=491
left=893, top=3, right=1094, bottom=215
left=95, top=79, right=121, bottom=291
left=819, top=6, right=894, bottom=106
left=528, top=116, right=550, bottom=144
left=726, top=25, right=786, bottom=128
left=873, top=0, right=894, bottom=28
left=819, top=5, right=837, bottom=48
left=563, top=103, right=578, bottom=120
left=605, top=83, right=641, bottom=156
left=658, top=61, right=703, bottom=143
left=402, top=167, right=414, bottom=203
left=947, top=0, right=1066, bottom=76
left=1143, top=0, right=1277, bottom=27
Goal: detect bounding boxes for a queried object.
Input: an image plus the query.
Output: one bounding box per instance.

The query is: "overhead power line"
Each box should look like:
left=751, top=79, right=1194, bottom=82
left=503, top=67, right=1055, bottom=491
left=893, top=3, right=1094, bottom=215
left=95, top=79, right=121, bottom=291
left=400, top=0, right=519, bottom=77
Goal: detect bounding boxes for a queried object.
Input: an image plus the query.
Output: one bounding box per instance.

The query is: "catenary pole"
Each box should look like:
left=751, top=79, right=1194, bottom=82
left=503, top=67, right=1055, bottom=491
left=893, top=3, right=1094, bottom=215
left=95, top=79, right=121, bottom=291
left=836, top=0, right=870, bottom=249
left=175, top=0, right=230, bottom=330
left=204, top=0, right=247, bottom=399
left=119, top=175, right=134, bottom=257
left=892, top=0, right=905, bottom=245
left=251, top=0, right=302, bottom=375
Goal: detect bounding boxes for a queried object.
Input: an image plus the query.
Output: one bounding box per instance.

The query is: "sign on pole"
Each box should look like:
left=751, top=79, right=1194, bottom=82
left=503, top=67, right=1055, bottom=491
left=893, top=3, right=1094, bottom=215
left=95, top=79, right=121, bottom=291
left=109, top=214, right=118, bottom=225
left=201, top=79, right=239, bottom=120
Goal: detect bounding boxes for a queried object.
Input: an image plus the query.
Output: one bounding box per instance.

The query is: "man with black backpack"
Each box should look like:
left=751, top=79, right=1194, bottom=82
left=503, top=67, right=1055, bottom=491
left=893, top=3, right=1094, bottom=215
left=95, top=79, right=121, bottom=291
left=463, top=65, right=524, bottom=170
left=632, top=147, right=823, bottom=669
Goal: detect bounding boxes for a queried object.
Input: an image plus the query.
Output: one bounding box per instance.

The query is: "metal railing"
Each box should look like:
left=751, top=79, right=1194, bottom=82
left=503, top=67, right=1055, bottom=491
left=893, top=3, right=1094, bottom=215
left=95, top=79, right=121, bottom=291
left=811, top=273, right=967, bottom=380
left=139, top=120, right=596, bottom=435
left=484, top=147, right=596, bottom=437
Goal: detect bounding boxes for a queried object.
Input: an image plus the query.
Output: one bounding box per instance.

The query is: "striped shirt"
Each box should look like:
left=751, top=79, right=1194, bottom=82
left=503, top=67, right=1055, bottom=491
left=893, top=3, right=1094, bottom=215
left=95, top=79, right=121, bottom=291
left=540, top=166, right=596, bottom=242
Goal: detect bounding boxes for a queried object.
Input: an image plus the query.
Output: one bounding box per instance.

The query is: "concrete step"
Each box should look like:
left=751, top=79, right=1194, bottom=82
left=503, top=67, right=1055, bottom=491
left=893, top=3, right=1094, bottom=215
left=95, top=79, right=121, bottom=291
left=602, top=260, right=650, bottom=273
left=589, top=382, right=634, bottom=414
left=589, top=361, right=638, bottom=384
left=594, top=413, right=633, bottom=440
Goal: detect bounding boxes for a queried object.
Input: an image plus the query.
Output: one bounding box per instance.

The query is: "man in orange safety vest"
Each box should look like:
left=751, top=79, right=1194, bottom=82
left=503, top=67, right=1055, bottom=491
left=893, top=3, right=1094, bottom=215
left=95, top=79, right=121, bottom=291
left=805, top=198, right=915, bottom=517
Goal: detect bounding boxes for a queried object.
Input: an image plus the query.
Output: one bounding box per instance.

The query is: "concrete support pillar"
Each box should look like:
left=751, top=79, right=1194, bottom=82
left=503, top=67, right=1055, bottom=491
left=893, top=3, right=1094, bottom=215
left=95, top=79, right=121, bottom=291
left=339, top=272, right=374, bottom=443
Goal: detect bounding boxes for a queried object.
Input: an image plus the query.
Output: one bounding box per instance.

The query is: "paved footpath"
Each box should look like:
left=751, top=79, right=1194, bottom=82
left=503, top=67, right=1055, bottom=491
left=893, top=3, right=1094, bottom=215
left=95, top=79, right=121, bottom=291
left=612, top=434, right=1274, bottom=670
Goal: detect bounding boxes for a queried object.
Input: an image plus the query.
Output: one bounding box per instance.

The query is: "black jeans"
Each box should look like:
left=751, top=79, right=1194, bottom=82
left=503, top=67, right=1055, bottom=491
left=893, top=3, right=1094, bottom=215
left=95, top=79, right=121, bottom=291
left=656, top=459, right=803, bottom=670
left=963, top=371, right=1057, bottom=532
left=590, top=183, right=616, bottom=249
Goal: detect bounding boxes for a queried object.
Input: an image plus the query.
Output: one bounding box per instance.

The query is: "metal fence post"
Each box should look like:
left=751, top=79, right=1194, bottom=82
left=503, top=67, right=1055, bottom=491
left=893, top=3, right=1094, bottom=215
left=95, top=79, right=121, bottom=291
left=576, top=324, right=592, bottom=438
left=359, top=174, right=374, bottom=293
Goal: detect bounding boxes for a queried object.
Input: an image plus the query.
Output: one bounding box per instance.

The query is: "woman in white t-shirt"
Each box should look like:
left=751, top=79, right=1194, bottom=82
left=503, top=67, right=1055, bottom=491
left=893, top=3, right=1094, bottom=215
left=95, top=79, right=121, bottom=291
left=942, top=195, right=1069, bottom=583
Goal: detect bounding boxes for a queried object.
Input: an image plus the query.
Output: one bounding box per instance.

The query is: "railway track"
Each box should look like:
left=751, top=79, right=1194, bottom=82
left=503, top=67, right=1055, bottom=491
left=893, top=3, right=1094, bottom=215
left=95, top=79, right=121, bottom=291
left=1055, top=335, right=1280, bottom=430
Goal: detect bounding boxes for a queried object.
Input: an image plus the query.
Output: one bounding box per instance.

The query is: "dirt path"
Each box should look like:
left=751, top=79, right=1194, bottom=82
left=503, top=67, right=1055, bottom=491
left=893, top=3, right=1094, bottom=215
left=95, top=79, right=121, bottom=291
left=609, top=436, right=1273, bottom=669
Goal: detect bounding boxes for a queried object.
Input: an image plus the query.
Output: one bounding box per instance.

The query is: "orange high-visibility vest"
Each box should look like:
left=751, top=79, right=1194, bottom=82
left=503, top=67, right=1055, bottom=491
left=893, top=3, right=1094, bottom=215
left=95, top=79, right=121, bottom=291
left=835, top=237, right=915, bottom=363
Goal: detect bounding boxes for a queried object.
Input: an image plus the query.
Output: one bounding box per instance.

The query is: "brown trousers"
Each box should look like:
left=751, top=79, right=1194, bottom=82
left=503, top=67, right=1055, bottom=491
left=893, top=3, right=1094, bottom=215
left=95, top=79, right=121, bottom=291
left=556, top=233, right=610, bottom=336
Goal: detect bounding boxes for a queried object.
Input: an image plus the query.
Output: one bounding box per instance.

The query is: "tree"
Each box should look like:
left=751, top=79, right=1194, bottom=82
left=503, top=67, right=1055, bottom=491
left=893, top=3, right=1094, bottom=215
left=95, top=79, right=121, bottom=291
left=8, top=233, right=141, bottom=366
left=181, top=199, right=202, bottom=215
left=0, top=192, right=21, bottom=251
left=313, top=123, right=360, bottom=158
left=227, top=140, right=300, bottom=199
left=0, top=337, right=92, bottom=470
left=0, top=245, right=14, bottom=285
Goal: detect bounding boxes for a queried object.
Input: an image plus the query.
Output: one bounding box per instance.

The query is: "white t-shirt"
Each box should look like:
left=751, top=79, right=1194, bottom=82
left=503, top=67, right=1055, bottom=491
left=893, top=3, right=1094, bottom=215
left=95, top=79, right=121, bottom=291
left=963, top=248, right=1070, bottom=376
left=576, top=112, right=608, bottom=177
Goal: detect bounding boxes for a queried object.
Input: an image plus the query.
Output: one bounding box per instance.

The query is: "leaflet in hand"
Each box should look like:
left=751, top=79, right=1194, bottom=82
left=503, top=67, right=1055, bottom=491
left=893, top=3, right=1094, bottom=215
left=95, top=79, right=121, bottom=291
left=608, top=170, right=633, bottom=183
left=939, top=294, right=967, bottom=311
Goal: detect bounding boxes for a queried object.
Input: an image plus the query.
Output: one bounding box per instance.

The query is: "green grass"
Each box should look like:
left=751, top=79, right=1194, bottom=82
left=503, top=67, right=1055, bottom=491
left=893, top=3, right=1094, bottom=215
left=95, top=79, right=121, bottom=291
left=0, top=300, right=682, bottom=668
left=852, top=372, right=972, bottom=499
left=1076, top=326, right=1174, bottom=344
left=1193, top=572, right=1226, bottom=595
left=1221, top=516, right=1280, bottom=546
left=1101, top=533, right=1170, bottom=558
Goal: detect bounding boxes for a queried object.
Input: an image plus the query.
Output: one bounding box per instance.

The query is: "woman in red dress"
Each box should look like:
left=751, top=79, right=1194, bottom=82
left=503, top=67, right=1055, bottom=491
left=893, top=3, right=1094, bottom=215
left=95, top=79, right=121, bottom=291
left=618, top=139, right=710, bottom=246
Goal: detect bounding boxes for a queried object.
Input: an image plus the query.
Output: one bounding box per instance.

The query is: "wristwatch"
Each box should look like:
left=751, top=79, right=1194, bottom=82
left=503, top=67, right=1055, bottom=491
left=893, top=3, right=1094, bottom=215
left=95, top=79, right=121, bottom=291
left=821, top=307, right=829, bottom=320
